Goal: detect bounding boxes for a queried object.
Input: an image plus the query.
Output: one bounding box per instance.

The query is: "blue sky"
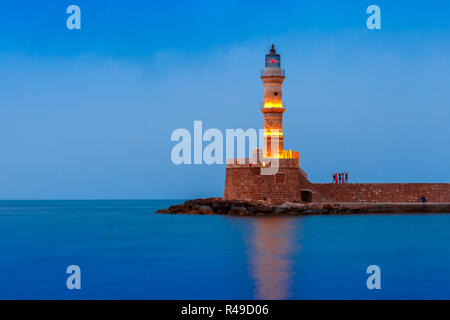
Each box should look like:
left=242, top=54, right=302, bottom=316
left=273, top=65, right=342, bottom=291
left=0, top=1, right=449, bottom=199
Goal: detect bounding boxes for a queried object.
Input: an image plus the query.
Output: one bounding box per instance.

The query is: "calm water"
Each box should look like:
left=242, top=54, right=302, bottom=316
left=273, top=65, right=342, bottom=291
left=1, top=200, right=450, bottom=299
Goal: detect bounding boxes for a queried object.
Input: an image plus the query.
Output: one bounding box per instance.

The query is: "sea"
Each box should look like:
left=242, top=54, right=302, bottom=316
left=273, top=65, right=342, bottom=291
left=1, top=200, right=450, bottom=300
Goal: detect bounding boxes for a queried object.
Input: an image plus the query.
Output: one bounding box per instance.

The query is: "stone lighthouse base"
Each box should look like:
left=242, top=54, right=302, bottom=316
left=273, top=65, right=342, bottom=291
left=224, top=150, right=314, bottom=204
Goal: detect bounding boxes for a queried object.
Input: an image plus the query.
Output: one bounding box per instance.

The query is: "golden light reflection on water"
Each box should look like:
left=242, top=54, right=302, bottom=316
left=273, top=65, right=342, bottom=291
left=247, top=217, right=300, bottom=300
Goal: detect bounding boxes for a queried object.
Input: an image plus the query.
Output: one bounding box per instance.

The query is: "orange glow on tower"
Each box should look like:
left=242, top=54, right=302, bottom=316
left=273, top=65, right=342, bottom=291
left=261, top=45, right=298, bottom=159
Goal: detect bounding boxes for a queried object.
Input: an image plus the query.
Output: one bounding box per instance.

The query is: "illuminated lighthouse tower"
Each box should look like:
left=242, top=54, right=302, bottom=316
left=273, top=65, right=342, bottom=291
left=261, top=45, right=298, bottom=159
left=224, top=45, right=304, bottom=204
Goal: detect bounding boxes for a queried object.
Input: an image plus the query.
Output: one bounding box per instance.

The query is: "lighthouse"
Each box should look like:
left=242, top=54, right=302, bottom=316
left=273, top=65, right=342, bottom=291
left=224, top=45, right=450, bottom=205
left=224, top=44, right=303, bottom=204
left=261, top=45, right=297, bottom=159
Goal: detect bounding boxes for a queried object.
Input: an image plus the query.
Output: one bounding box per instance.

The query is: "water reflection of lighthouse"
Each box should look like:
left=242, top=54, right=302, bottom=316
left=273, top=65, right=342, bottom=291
left=248, top=217, right=300, bottom=299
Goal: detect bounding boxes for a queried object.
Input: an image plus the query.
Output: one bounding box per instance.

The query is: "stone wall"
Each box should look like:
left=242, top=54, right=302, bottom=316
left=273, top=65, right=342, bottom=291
left=312, top=183, right=450, bottom=203
left=224, top=163, right=450, bottom=203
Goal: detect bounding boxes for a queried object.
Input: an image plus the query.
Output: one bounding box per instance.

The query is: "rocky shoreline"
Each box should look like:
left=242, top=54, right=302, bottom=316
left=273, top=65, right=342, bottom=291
left=157, top=198, right=450, bottom=216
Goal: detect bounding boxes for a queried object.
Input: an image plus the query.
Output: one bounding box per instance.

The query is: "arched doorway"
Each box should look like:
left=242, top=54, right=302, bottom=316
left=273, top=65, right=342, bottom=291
left=301, top=189, right=313, bottom=203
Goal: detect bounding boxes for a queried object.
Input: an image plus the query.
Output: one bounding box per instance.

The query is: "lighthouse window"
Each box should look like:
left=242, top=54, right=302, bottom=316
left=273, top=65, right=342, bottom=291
left=274, top=92, right=278, bottom=96
left=265, top=55, right=281, bottom=68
